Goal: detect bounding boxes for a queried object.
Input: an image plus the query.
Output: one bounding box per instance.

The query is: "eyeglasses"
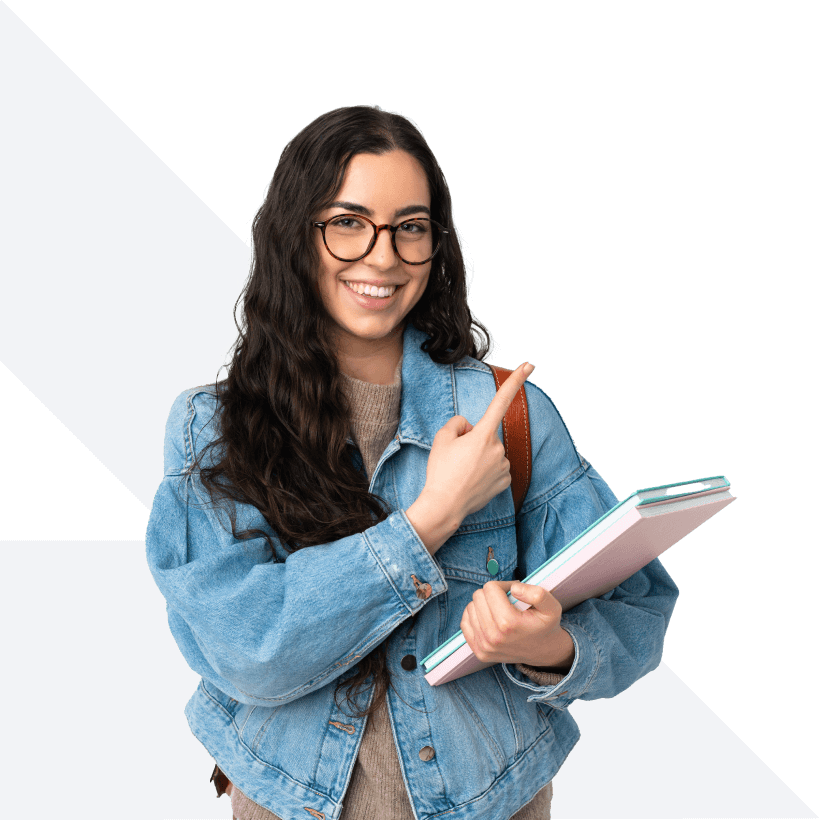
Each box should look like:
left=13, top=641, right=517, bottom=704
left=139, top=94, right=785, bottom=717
left=312, top=214, right=448, bottom=265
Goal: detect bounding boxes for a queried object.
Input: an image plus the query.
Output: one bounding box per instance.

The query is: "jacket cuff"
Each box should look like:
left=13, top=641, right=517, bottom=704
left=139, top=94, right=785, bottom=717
left=501, top=620, right=588, bottom=710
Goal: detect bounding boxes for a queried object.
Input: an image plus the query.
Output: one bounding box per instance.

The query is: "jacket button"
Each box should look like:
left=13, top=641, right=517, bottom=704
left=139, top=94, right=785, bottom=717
left=486, top=545, right=499, bottom=576
left=419, top=746, right=435, bottom=761
left=410, top=574, right=432, bottom=600
left=401, top=655, right=417, bottom=671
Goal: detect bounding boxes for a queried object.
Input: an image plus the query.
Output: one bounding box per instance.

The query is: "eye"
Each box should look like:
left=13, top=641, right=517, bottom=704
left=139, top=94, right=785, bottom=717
left=399, top=219, right=427, bottom=233
left=330, top=216, right=362, bottom=228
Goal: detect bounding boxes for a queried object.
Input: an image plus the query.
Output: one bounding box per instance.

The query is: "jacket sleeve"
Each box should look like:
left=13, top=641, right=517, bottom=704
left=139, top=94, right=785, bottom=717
left=145, top=389, right=447, bottom=707
left=500, top=382, right=679, bottom=708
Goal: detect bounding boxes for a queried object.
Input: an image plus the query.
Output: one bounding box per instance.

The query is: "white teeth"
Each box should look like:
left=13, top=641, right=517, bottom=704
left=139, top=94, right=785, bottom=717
left=344, top=281, right=397, bottom=298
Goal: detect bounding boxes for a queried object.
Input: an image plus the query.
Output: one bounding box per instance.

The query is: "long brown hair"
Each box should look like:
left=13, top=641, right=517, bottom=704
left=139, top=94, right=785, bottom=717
left=196, top=106, right=490, bottom=717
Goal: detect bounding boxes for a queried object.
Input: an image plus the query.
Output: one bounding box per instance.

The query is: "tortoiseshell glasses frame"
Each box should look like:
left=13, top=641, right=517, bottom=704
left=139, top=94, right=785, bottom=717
left=312, top=214, right=449, bottom=266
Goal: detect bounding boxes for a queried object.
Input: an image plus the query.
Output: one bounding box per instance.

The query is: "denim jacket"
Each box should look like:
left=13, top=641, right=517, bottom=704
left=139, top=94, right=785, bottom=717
left=146, top=324, right=678, bottom=820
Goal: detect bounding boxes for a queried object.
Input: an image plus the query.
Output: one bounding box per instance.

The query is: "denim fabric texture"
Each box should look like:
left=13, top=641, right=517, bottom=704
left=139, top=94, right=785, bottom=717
left=217, top=775, right=553, bottom=820
left=146, top=323, right=679, bottom=820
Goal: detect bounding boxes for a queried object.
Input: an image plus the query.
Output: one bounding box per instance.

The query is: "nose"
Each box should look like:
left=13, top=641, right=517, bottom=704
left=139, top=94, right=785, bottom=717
left=365, top=225, right=396, bottom=258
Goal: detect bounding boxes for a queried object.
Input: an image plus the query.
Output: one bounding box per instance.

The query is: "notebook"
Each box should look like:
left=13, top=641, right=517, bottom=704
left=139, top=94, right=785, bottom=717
left=422, top=476, right=735, bottom=685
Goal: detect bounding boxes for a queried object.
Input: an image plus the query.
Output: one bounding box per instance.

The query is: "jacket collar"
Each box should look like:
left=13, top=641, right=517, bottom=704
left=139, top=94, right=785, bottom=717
left=398, top=323, right=456, bottom=448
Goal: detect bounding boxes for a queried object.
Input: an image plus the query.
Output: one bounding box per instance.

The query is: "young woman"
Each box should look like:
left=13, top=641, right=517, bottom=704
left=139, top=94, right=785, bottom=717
left=146, top=106, right=679, bottom=820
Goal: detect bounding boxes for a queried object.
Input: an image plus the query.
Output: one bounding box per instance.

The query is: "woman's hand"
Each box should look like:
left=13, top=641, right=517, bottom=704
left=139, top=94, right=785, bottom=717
left=460, top=581, right=575, bottom=670
left=426, top=362, right=535, bottom=523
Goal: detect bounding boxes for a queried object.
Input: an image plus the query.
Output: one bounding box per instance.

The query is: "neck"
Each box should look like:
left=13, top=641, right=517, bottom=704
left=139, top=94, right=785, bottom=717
left=335, top=325, right=404, bottom=385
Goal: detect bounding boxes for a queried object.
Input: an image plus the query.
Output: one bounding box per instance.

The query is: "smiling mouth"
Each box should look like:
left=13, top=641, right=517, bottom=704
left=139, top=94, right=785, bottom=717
left=343, top=281, right=400, bottom=299
left=342, top=280, right=404, bottom=299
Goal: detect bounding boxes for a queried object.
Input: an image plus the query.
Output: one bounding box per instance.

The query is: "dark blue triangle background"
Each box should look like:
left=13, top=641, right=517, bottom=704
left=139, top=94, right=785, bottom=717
left=0, top=4, right=817, bottom=820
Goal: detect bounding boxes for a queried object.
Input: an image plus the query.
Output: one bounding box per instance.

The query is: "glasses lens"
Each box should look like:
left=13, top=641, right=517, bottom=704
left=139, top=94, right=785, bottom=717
left=323, top=216, right=443, bottom=263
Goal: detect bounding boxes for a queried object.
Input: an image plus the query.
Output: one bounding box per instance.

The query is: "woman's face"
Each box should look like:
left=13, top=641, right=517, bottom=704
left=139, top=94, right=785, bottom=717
left=313, top=150, right=433, bottom=353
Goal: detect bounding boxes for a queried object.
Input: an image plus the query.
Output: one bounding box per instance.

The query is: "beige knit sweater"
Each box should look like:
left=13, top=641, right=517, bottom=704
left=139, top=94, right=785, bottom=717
left=226, top=366, right=559, bottom=820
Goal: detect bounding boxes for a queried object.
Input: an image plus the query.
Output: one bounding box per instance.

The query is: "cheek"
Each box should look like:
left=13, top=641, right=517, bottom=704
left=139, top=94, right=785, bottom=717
left=408, top=267, right=431, bottom=301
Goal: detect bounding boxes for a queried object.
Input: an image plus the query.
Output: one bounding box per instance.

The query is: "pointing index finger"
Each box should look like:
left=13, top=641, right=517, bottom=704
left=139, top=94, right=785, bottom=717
left=476, top=362, right=534, bottom=433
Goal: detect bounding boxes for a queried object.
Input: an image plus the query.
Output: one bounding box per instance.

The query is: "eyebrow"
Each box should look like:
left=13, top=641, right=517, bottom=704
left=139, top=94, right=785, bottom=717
left=327, top=201, right=431, bottom=219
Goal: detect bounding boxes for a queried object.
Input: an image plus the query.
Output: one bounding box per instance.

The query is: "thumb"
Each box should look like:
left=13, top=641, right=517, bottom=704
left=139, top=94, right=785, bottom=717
left=448, top=415, right=473, bottom=435
left=501, top=581, right=537, bottom=609
left=486, top=581, right=536, bottom=597
left=510, top=581, right=535, bottom=603
left=483, top=580, right=537, bottom=611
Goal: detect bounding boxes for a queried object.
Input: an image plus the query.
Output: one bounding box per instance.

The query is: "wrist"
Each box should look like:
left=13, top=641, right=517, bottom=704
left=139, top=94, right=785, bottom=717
left=416, top=490, right=463, bottom=538
left=406, top=492, right=460, bottom=555
left=527, top=627, right=575, bottom=672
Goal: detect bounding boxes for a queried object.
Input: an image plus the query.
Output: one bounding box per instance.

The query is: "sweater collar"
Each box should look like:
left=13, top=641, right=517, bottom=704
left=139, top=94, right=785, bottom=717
left=398, top=323, right=456, bottom=449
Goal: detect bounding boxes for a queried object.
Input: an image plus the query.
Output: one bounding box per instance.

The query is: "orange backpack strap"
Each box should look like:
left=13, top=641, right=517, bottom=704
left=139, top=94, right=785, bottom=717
left=488, top=364, right=532, bottom=515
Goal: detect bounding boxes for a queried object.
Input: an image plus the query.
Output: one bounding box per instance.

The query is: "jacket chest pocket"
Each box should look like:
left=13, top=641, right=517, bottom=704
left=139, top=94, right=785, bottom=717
left=436, top=523, right=518, bottom=583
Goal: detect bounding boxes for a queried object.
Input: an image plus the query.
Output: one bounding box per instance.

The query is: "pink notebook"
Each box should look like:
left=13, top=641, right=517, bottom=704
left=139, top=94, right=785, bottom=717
left=422, top=476, right=735, bottom=686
